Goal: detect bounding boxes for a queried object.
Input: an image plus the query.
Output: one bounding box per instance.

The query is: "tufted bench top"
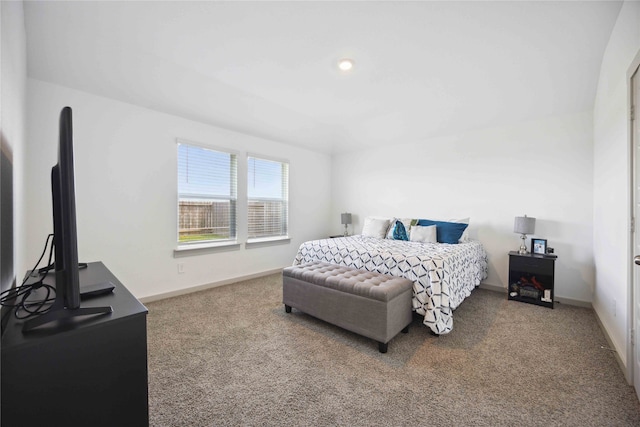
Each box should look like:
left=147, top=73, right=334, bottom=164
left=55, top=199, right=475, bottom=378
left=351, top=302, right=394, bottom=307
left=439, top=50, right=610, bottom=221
left=283, top=261, right=413, bottom=302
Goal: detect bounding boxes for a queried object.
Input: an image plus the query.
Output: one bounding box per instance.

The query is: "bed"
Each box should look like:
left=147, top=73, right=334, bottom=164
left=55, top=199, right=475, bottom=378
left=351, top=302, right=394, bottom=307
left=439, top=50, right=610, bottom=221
left=292, top=234, right=488, bottom=335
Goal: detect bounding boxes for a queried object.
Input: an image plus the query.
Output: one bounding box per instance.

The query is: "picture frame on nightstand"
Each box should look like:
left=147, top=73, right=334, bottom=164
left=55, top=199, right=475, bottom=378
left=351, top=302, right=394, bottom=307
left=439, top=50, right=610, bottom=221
left=531, top=238, right=547, bottom=255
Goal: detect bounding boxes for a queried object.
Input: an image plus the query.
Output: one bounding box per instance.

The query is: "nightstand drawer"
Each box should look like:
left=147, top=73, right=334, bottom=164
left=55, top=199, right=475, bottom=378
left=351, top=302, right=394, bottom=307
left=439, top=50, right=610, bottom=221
left=509, top=255, right=554, bottom=275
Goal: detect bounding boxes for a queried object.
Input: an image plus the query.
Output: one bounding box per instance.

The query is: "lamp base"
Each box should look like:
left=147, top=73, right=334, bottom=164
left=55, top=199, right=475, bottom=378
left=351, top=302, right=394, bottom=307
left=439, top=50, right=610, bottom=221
left=343, top=224, right=349, bottom=237
left=518, top=234, right=528, bottom=254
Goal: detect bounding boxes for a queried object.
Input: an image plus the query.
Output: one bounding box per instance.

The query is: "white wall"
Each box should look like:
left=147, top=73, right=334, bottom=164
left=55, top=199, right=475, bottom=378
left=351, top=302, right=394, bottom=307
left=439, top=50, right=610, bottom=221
left=331, top=111, right=595, bottom=303
left=1, top=0, right=27, bottom=290
left=593, top=0, right=640, bottom=370
left=25, top=80, right=332, bottom=299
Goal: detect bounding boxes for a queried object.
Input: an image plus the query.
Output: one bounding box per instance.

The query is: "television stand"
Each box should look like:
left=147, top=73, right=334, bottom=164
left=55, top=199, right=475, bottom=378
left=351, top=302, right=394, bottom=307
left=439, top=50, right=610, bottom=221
left=1, top=262, right=149, bottom=427
left=22, top=298, right=112, bottom=332
left=19, top=271, right=116, bottom=332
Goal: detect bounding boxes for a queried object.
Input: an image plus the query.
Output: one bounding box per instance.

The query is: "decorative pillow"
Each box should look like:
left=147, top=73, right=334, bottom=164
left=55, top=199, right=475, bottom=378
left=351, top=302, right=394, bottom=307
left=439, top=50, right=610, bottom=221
left=405, top=218, right=418, bottom=234
left=410, top=224, right=437, bottom=243
left=417, top=219, right=468, bottom=244
left=449, top=217, right=470, bottom=242
left=361, top=217, right=391, bottom=239
left=392, top=220, right=409, bottom=241
left=386, top=218, right=417, bottom=239
left=385, top=217, right=398, bottom=239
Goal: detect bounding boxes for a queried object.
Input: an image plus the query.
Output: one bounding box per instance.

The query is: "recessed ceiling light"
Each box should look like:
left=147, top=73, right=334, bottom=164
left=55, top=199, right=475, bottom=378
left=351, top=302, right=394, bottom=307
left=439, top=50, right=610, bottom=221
left=338, top=59, right=354, bottom=71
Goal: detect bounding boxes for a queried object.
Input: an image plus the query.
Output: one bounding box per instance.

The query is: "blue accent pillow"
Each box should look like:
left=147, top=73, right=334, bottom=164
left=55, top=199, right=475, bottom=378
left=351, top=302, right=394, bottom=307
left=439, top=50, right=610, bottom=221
left=417, top=219, right=468, bottom=244
left=392, top=220, right=409, bottom=241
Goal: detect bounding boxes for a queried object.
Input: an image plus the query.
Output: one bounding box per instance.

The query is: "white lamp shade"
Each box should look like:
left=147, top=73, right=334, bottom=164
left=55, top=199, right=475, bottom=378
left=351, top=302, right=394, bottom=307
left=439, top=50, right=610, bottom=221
left=514, top=216, right=536, bottom=235
left=341, top=213, right=352, bottom=225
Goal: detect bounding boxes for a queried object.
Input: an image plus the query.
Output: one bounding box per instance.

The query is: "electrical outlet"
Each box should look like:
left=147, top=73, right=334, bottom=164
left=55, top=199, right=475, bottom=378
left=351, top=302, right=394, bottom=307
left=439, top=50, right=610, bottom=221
left=178, top=263, right=185, bottom=274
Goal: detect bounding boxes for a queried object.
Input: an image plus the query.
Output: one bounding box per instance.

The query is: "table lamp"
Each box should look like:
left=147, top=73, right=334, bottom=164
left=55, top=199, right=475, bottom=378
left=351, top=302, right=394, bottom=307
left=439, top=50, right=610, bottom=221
left=514, top=215, right=536, bottom=254
left=341, top=213, right=352, bottom=236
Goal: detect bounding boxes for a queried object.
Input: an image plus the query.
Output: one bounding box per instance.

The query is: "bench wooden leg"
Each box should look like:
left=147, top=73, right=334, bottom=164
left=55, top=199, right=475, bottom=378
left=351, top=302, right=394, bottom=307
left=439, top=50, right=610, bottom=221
left=285, top=305, right=292, bottom=313
left=378, top=342, right=388, bottom=353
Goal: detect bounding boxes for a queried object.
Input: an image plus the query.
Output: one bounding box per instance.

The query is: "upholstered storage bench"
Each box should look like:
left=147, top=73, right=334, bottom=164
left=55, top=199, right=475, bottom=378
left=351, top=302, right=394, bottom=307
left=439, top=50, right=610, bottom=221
left=282, top=261, right=413, bottom=353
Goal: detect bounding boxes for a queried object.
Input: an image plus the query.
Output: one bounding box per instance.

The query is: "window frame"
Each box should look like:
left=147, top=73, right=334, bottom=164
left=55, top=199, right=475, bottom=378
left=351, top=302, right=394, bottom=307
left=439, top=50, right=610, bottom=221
left=176, top=139, right=239, bottom=249
left=246, top=153, right=290, bottom=244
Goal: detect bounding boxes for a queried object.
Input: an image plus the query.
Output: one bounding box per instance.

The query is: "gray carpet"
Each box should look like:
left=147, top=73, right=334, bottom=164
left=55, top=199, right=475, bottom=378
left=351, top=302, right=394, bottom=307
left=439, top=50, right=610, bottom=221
left=147, top=273, right=640, bottom=426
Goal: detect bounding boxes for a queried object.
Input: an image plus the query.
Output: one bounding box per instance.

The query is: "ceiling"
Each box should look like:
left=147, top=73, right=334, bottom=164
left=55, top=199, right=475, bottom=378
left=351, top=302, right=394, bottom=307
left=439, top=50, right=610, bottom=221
left=23, top=1, right=623, bottom=154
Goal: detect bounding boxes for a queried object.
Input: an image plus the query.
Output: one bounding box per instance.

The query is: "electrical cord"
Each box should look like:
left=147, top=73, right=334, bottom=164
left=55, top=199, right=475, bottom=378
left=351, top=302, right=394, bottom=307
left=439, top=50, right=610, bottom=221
left=35, top=240, right=88, bottom=274
left=38, top=261, right=88, bottom=275
left=0, top=234, right=57, bottom=322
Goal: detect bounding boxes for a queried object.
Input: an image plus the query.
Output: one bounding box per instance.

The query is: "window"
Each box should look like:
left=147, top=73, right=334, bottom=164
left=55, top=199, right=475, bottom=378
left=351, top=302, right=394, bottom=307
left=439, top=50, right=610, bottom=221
left=177, top=142, right=237, bottom=244
left=247, top=156, right=289, bottom=240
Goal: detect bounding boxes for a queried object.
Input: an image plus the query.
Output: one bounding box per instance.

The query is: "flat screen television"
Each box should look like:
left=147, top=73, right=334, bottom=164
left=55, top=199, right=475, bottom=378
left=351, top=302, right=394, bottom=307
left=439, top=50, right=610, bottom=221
left=54, top=106, right=81, bottom=309
left=23, top=107, right=113, bottom=332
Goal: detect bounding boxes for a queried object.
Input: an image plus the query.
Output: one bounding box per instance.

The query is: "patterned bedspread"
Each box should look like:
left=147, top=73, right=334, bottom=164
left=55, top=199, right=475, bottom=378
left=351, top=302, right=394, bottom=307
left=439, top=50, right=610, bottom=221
left=293, top=235, right=488, bottom=334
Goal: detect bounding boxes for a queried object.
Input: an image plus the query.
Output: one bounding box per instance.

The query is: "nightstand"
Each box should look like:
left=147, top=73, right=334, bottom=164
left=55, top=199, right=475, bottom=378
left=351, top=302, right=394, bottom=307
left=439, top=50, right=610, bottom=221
left=508, top=251, right=557, bottom=308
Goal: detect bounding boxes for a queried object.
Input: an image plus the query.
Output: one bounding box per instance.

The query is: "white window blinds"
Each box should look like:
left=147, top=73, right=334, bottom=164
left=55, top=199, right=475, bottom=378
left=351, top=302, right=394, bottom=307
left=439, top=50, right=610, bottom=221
left=247, top=156, right=289, bottom=240
left=177, top=142, right=237, bottom=243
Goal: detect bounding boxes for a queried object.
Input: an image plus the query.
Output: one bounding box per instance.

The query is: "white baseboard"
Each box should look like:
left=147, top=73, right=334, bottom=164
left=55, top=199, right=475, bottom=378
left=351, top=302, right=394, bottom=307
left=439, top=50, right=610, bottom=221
left=593, top=307, right=631, bottom=385
left=478, top=283, right=592, bottom=308
left=554, top=296, right=592, bottom=308
left=139, top=268, right=283, bottom=304
left=478, top=282, right=504, bottom=293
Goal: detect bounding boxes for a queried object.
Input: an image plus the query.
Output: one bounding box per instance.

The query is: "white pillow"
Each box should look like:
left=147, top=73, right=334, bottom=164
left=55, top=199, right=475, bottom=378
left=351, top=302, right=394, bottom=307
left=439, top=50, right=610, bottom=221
left=410, top=225, right=437, bottom=243
left=362, top=217, right=391, bottom=239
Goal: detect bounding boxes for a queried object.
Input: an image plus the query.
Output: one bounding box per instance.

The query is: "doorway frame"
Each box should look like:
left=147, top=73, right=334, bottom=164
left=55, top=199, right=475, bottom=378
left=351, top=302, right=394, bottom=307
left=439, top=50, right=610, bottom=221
left=626, top=48, right=640, bottom=388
